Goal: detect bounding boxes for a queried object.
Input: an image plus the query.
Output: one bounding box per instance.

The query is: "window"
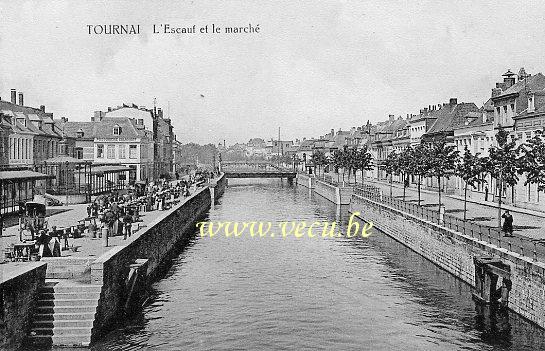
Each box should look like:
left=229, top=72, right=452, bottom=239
left=119, top=145, right=126, bottom=159
left=107, top=145, right=115, bottom=159
left=97, top=144, right=104, bottom=158
left=113, top=124, right=122, bottom=135
left=129, top=145, right=137, bottom=159
left=75, top=147, right=83, bottom=159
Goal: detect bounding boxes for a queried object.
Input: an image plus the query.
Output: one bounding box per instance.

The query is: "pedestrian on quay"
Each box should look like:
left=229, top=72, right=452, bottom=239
left=485, top=186, right=489, bottom=202
left=502, top=209, right=514, bottom=237
left=123, top=211, right=132, bottom=240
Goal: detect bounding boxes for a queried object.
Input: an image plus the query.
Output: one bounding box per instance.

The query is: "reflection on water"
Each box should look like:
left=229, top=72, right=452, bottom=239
left=81, top=179, right=545, bottom=350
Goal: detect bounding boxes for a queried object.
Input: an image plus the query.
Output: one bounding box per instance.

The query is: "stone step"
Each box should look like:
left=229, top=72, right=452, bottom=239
left=33, top=312, right=96, bottom=321
left=36, top=305, right=97, bottom=313
left=30, top=326, right=92, bottom=336
left=27, top=334, right=91, bottom=347
left=33, top=319, right=94, bottom=328
left=40, top=284, right=102, bottom=294
left=37, top=298, right=99, bottom=307
left=39, top=291, right=101, bottom=300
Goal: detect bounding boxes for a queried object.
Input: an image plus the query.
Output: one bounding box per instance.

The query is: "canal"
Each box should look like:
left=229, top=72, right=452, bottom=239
left=89, top=179, right=545, bottom=351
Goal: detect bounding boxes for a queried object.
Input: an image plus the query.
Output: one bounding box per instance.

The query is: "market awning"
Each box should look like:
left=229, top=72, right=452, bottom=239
left=0, top=170, right=54, bottom=181
left=90, top=165, right=132, bottom=174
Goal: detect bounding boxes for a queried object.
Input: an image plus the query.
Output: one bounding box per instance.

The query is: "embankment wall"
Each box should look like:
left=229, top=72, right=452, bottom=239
left=350, top=194, right=545, bottom=328
left=90, top=186, right=212, bottom=336
left=0, top=263, right=47, bottom=350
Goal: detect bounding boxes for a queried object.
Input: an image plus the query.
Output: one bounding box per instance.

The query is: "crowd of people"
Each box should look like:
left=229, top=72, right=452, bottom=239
left=13, top=173, right=212, bottom=260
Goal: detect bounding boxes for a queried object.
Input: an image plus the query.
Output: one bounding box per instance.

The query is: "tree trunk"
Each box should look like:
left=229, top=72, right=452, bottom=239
left=497, top=177, right=503, bottom=229
left=463, top=182, right=468, bottom=220
left=402, top=173, right=406, bottom=201
left=438, top=175, right=442, bottom=211
left=417, top=175, right=421, bottom=206
left=389, top=174, right=393, bottom=197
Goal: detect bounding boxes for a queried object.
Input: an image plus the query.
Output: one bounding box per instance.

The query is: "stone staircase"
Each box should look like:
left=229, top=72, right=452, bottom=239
left=26, top=280, right=102, bottom=347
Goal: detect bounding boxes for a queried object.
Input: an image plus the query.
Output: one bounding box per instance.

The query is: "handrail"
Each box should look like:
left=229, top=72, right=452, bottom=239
left=353, top=184, right=544, bottom=263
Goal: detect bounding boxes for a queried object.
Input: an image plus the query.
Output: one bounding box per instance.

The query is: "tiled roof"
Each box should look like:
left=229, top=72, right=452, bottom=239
left=0, top=100, right=61, bottom=138
left=426, top=102, right=479, bottom=134
left=495, top=73, right=545, bottom=98
left=60, top=117, right=146, bottom=140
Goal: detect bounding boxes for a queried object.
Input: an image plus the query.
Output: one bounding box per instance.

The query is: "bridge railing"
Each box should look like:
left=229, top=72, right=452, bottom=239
left=353, top=184, right=545, bottom=263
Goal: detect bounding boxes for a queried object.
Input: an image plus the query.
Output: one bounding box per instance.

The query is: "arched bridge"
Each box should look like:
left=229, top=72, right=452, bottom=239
left=221, top=161, right=296, bottom=179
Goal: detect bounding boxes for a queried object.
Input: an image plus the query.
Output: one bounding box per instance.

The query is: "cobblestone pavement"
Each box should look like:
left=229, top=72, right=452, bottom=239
left=0, top=196, right=191, bottom=277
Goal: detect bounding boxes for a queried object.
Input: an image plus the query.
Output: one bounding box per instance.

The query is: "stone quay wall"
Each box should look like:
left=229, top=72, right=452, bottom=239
left=210, top=173, right=227, bottom=202
left=0, top=263, right=47, bottom=350
left=350, top=194, right=545, bottom=328
left=296, top=173, right=314, bottom=189
left=297, top=174, right=352, bottom=205
left=90, top=185, right=212, bottom=337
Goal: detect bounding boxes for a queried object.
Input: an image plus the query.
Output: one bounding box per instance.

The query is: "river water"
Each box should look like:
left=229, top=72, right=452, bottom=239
left=90, top=179, right=545, bottom=351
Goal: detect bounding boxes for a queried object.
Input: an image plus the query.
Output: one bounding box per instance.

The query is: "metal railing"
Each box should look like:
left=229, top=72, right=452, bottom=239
left=354, top=184, right=545, bottom=263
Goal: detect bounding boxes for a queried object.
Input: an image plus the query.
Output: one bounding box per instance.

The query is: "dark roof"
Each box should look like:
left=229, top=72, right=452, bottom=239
left=494, top=73, right=545, bottom=99
left=426, top=102, right=479, bottom=134
left=0, top=100, right=61, bottom=138
left=60, top=117, right=145, bottom=140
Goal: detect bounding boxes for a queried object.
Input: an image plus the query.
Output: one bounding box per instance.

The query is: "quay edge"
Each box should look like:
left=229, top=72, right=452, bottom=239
left=296, top=173, right=545, bottom=330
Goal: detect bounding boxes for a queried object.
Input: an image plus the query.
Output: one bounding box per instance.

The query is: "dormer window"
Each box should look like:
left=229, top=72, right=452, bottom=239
left=76, top=128, right=84, bottom=138
left=528, top=94, right=535, bottom=113
left=113, top=124, right=122, bottom=135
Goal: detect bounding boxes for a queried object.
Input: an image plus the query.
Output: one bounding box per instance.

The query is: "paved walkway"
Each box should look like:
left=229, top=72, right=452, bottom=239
left=361, top=178, right=545, bottom=241
left=0, top=186, right=204, bottom=278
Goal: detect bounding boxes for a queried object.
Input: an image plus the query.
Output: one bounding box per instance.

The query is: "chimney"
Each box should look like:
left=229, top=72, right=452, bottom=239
left=449, top=98, right=458, bottom=106
left=18, top=92, right=24, bottom=106
left=107, top=106, right=112, bottom=112
left=158, top=108, right=163, bottom=118
left=502, top=69, right=516, bottom=89
left=61, top=117, right=68, bottom=123
left=388, top=114, right=394, bottom=122
left=331, top=129, right=334, bottom=136
left=423, top=108, right=428, bottom=114
left=40, top=105, right=46, bottom=113
left=11, top=89, right=16, bottom=104
left=491, top=88, right=502, bottom=98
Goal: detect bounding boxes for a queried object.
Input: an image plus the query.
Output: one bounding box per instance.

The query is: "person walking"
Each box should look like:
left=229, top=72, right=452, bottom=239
left=485, top=186, right=489, bottom=202
left=502, top=209, right=514, bottom=237
left=123, top=211, right=132, bottom=240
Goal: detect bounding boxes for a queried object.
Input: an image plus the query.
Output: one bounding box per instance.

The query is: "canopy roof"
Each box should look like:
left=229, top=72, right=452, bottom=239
left=0, top=170, right=53, bottom=181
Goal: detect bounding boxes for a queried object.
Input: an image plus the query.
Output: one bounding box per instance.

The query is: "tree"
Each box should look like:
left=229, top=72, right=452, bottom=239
left=427, top=139, right=459, bottom=211
left=311, top=150, right=327, bottom=177
left=456, top=146, right=486, bottom=220
left=519, top=128, right=545, bottom=192
left=411, top=144, right=431, bottom=206
left=331, top=149, right=344, bottom=183
left=487, top=126, right=520, bottom=228
left=355, top=146, right=373, bottom=184
left=397, top=147, right=414, bottom=201
left=384, top=151, right=398, bottom=197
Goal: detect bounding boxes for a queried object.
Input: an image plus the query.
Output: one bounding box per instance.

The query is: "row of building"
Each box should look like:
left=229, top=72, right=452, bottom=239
left=0, top=89, right=185, bottom=212
left=244, top=68, right=545, bottom=212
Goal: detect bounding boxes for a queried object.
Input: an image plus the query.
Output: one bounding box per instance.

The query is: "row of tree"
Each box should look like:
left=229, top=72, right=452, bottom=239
left=383, top=127, right=545, bottom=227
left=303, top=127, right=545, bottom=228
left=310, top=145, right=374, bottom=184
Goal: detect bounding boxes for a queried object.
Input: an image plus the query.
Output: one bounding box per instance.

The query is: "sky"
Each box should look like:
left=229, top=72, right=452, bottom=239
left=1, top=0, right=545, bottom=145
